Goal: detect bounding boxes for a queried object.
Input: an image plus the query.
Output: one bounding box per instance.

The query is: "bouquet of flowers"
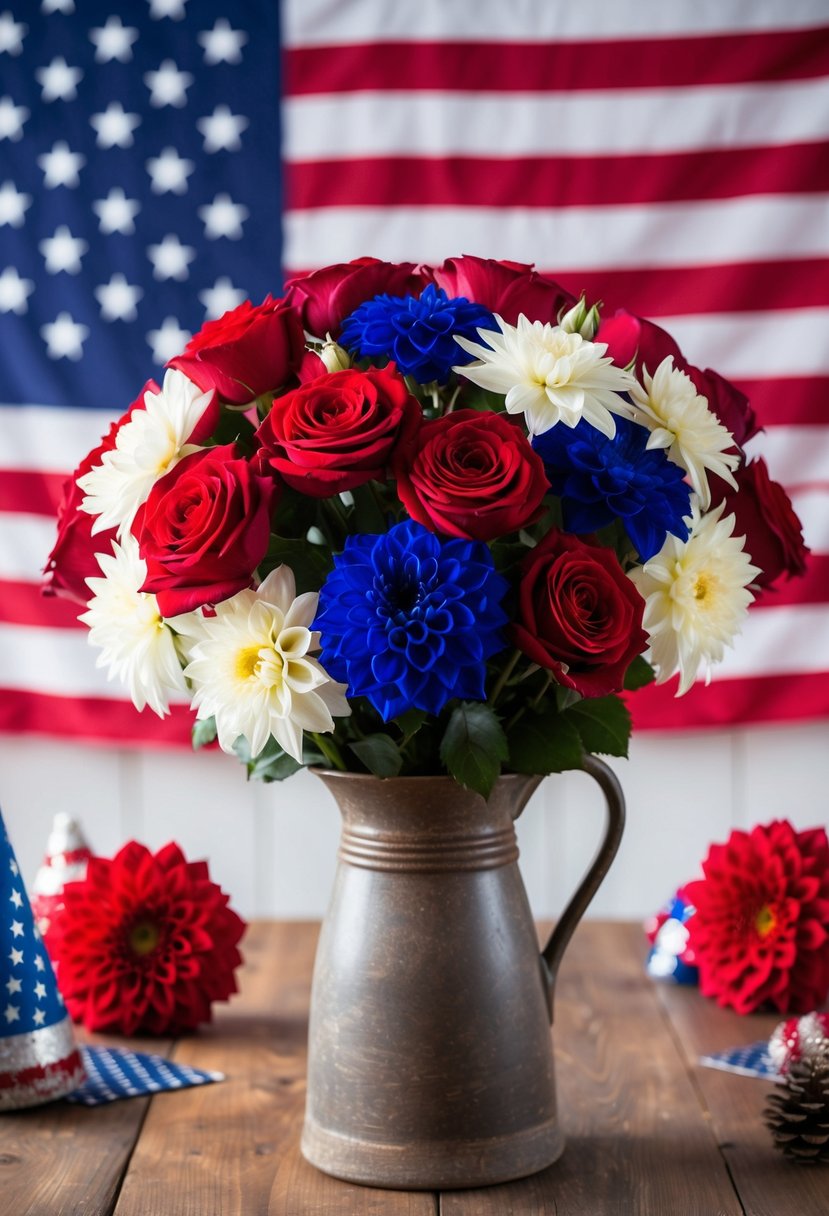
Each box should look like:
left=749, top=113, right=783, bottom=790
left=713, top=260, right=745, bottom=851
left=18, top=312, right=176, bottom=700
left=44, top=257, right=807, bottom=796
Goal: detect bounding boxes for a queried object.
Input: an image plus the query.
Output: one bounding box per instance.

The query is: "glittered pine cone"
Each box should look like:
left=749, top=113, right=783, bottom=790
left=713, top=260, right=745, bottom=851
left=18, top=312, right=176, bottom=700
left=764, top=1058, right=829, bottom=1164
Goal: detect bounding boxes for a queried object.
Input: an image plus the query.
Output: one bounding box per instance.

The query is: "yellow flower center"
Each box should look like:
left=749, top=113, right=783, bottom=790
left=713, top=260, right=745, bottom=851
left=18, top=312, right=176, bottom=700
left=236, top=644, right=264, bottom=680
left=129, top=920, right=160, bottom=956
left=755, top=904, right=776, bottom=938
left=693, top=574, right=710, bottom=602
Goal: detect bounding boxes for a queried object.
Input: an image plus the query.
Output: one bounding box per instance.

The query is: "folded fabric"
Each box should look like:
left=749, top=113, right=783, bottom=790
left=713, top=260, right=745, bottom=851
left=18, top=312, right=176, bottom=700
left=65, top=1045, right=224, bottom=1105
left=699, top=1041, right=779, bottom=1079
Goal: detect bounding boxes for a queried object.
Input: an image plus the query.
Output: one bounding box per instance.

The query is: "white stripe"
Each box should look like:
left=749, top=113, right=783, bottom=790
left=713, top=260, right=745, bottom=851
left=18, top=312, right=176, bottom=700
left=0, top=405, right=118, bottom=473
left=284, top=79, right=829, bottom=158
left=284, top=0, right=829, bottom=46
left=1, top=513, right=79, bottom=582
left=749, top=427, right=829, bottom=491
left=789, top=489, right=829, bottom=552
left=706, top=603, right=829, bottom=680
left=658, top=309, right=829, bottom=379
left=283, top=196, right=829, bottom=273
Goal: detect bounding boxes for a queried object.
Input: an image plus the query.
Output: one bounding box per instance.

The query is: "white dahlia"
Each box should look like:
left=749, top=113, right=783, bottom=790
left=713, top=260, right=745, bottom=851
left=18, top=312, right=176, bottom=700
left=77, top=368, right=215, bottom=536
left=629, top=502, right=760, bottom=695
left=180, top=566, right=350, bottom=763
left=79, top=535, right=189, bottom=716
left=629, top=356, right=739, bottom=509
left=453, top=314, right=636, bottom=438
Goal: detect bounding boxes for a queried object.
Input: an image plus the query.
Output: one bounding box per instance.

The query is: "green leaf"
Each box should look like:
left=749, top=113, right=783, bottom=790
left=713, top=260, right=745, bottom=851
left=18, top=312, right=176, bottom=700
left=261, top=535, right=333, bottom=595
left=439, top=702, right=508, bottom=799
left=210, top=408, right=257, bottom=453
left=348, top=734, right=404, bottom=778
left=623, top=655, right=656, bottom=691
left=231, top=734, right=304, bottom=782
left=392, top=708, right=428, bottom=743
left=564, top=696, right=631, bottom=758
left=192, top=716, right=217, bottom=750
left=349, top=482, right=388, bottom=534
left=506, top=708, right=584, bottom=775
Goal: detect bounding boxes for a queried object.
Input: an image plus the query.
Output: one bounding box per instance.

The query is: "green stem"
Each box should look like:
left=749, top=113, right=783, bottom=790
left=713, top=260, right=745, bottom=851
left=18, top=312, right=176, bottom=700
left=311, top=732, right=347, bottom=771
left=488, top=648, right=522, bottom=708
left=505, top=670, right=554, bottom=733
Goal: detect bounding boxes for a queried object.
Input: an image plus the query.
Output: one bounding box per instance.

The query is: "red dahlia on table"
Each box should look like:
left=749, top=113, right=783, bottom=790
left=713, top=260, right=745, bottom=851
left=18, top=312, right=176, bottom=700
left=47, top=841, right=246, bottom=1035
left=684, top=821, right=829, bottom=1015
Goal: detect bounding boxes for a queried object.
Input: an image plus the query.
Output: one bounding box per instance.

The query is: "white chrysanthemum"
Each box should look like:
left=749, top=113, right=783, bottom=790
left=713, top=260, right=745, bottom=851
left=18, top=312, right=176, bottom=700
left=79, top=535, right=189, bottom=717
left=629, top=356, right=739, bottom=509
left=77, top=368, right=215, bottom=536
left=180, top=566, right=350, bottom=762
left=629, top=501, right=760, bottom=696
left=453, top=313, right=636, bottom=438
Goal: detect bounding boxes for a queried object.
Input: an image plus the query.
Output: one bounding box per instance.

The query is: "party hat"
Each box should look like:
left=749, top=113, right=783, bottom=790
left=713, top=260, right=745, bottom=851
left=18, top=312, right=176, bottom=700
left=0, top=809, right=85, bottom=1110
left=32, top=812, right=92, bottom=939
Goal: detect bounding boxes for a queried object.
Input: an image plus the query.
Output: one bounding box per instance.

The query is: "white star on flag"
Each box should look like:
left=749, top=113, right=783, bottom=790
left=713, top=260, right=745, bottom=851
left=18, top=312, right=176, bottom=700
left=4, top=1003, right=20, bottom=1023
left=197, top=106, right=248, bottom=154
left=34, top=981, right=47, bottom=1000
left=39, top=226, right=88, bottom=274
left=42, top=0, right=74, bottom=13
left=144, top=59, right=193, bottom=108
left=0, top=266, right=34, bottom=314
left=38, top=142, right=85, bottom=188
left=33, top=1008, right=46, bottom=1025
left=41, top=312, right=89, bottom=360
left=149, top=0, right=188, bottom=20
left=90, top=102, right=141, bottom=150
left=36, top=56, right=83, bottom=103
left=0, top=95, right=28, bottom=140
left=5, top=976, right=21, bottom=994
left=34, top=953, right=45, bottom=972
left=198, top=18, right=247, bottom=65
left=199, top=194, right=249, bottom=240
left=95, top=274, right=143, bottom=322
left=147, top=233, right=195, bottom=281
left=89, top=16, right=138, bottom=63
left=9, top=859, right=18, bottom=876
left=147, top=316, right=191, bottom=364
left=92, top=188, right=141, bottom=235
left=0, top=180, right=30, bottom=227
left=146, top=147, right=194, bottom=195
left=9, top=888, right=22, bottom=907
left=10, top=920, right=24, bottom=937
left=200, top=277, right=246, bottom=319
left=0, top=12, right=27, bottom=55
left=9, top=947, right=23, bottom=966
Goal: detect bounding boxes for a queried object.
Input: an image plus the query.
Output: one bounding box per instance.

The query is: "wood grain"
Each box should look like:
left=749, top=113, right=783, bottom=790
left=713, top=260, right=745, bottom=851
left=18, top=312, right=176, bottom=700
left=111, top=921, right=438, bottom=1216
left=441, top=922, right=743, bottom=1216
left=654, top=972, right=829, bottom=1216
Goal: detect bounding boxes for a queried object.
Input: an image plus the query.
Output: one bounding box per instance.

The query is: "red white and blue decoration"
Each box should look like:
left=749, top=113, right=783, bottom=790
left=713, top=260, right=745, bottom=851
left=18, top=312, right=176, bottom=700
left=67, top=1045, right=224, bottom=1106
left=31, top=812, right=92, bottom=939
left=644, top=887, right=699, bottom=985
left=0, top=810, right=84, bottom=1110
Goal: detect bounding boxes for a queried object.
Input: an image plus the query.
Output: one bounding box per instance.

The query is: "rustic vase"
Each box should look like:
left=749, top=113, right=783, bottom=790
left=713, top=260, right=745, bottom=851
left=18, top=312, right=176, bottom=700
left=301, top=759, right=625, bottom=1190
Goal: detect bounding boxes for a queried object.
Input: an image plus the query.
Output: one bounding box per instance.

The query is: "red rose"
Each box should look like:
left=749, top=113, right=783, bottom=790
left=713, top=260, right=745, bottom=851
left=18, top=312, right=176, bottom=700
left=254, top=365, right=421, bottom=496
left=512, top=530, right=648, bottom=697
left=43, top=382, right=158, bottom=605
left=714, top=458, right=809, bottom=589
left=685, top=821, right=829, bottom=1015
left=168, top=296, right=306, bottom=405
left=284, top=258, right=426, bottom=339
left=431, top=255, right=575, bottom=325
left=133, top=443, right=277, bottom=616
left=393, top=409, right=549, bottom=541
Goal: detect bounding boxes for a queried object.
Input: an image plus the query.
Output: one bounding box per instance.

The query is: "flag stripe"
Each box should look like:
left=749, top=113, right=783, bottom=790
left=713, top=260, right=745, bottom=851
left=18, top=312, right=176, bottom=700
left=730, top=378, right=828, bottom=427
left=630, top=669, right=829, bottom=730
left=0, top=471, right=67, bottom=517
left=0, top=689, right=193, bottom=748
left=0, top=583, right=84, bottom=630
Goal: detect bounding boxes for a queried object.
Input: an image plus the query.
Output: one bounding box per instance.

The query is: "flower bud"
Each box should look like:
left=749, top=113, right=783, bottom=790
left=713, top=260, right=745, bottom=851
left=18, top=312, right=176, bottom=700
left=319, top=339, right=351, bottom=373
left=559, top=297, right=600, bottom=340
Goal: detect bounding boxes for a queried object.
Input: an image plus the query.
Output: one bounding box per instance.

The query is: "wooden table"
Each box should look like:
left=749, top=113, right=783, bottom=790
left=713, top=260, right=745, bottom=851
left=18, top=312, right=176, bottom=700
left=3, top=921, right=828, bottom=1215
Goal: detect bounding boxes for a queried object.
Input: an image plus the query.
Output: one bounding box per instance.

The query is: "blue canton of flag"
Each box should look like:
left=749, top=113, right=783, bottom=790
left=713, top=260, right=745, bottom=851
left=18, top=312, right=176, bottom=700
left=0, top=0, right=282, bottom=411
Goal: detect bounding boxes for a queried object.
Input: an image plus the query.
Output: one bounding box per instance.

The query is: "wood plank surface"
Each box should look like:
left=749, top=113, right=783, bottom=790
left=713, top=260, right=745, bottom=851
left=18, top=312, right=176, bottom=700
left=654, top=973, right=829, bottom=1216
left=0, top=1032, right=173, bottom=1216
left=112, top=921, right=438, bottom=1216
left=441, top=922, right=743, bottom=1216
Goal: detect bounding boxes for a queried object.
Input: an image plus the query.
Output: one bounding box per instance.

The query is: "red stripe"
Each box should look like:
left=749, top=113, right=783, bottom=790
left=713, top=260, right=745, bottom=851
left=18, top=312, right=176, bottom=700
left=730, top=377, right=829, bottom=427
left=282, top=258, right=829, bottom=319
left=284, top=30, right=829, bottom=95
left=0, top=581, right=86, bottom=628
left=629, top=669, right=829, bottom=730
left=0, top=469, right=68, bottom=516
left=0, top=1047, right=84, bottom=1091
left=0, top=689, right=195, bottom=747
left=286, top=144, right=829, bottom=212
left=752, top=555, right=829, bottom=607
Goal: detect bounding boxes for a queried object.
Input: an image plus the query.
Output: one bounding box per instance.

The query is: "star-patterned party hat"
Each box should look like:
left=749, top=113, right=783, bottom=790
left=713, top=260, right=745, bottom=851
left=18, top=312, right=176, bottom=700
left=0, top=809, right=85, bottom=1110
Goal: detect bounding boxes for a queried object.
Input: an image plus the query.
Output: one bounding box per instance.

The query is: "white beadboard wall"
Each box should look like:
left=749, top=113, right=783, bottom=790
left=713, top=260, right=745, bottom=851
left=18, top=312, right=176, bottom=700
left=1, top=723, right=827, bottom=923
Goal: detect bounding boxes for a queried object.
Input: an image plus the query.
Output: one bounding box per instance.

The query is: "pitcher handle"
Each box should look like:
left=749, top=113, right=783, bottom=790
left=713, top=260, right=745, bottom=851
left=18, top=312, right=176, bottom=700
left=539, top=755, right=625, bottom=1022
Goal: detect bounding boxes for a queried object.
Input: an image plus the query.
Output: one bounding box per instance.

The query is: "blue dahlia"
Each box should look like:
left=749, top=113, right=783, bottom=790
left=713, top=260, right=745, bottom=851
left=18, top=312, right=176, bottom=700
left=339, top=283, right=498, bottom=384
left=533, top=416, right=692, bottom=560
left=314, top=519, right=508, bottom=720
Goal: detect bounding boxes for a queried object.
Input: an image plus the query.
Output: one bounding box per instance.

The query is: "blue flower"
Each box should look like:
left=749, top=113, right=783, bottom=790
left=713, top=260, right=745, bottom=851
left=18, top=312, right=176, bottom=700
left=533, top=417, right=692, bottom=560
left=314, top=519, right=508, bottom=720
left=339, top=283, right=498, bottom=384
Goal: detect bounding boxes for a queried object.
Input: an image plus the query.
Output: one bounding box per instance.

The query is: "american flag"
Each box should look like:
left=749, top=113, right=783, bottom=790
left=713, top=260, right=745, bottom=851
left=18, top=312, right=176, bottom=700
left=1, top=0, right=828, bottom=746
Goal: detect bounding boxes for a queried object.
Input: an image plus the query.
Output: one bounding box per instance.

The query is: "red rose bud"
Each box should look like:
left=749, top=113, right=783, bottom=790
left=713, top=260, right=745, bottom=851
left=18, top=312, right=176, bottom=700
left=134, top=444, right=277, bottom=617
left=431, top=255, right=576, bottom=325
left=283, top=257, right=427, bottom=339
left=169, top=297, right=306, bottom=405
left=43, top=381, right=159, bottom=605
left=394, top=409, right=549, bottom=541
left=254, top=365, right=422, bottom=497
left=715, top=458, right=809, bottom=589
left=597, top=309, right=683, bottom=374
left=512, top=530, right=648, bottom=697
